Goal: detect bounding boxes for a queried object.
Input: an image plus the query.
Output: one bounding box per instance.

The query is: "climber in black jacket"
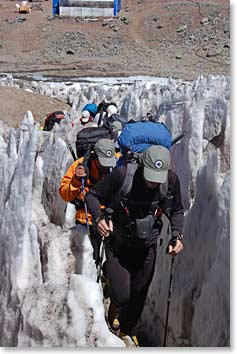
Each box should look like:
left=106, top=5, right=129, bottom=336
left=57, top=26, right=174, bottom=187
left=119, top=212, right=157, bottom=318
left=85, top=145, right=184, bottom=343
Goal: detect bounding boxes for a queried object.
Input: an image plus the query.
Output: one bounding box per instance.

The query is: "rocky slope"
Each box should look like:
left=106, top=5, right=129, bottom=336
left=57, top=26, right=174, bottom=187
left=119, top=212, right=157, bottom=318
left=0, top=0, right=230, bottom=80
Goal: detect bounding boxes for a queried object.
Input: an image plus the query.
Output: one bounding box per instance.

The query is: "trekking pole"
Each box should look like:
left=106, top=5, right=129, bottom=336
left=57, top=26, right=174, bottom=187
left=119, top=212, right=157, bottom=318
left=63, top=115, right=77, bottom=161
left=96, top=208, right=113, bottom=283
left=66, top=141, right=77, bottom=161
left=163, top=256, right=175, bottom=347
left=171, top=131, right=187, bottom=146
left=81, top=177, right=90, bottom=233
left=65, top=135, right=91, bottom=233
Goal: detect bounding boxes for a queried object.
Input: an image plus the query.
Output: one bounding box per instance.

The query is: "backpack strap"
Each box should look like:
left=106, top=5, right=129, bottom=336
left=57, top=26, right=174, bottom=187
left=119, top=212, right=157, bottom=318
left=159, top=172, right=174, bottom=219
left=115, top=161, right=139, bottom=203
left=115, top=162, right=171, bottom=212
left=97, top=111, right=104, bottom=127
left=159, top=178, right=169, bottom=199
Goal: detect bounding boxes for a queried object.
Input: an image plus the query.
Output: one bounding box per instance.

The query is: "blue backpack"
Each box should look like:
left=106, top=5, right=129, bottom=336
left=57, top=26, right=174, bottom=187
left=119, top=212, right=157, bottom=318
left=118, top=121, right=172, bottom=155
left=82, top=103, right=98, bottom=118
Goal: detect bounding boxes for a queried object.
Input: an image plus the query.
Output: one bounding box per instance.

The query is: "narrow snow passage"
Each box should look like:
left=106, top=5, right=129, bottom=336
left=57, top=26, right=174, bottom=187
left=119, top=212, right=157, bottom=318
left=0, top=75, right=230, bottom=347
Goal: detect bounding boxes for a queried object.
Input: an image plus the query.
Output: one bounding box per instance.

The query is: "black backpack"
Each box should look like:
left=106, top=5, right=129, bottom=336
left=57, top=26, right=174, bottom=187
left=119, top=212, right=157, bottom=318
left=76, top=126, right=113, bottom=158
left=97, top=101, right=117, bottom=113
left=43, top=111, right=65, bottom=131
left=103, top=113, right=127, bottom=129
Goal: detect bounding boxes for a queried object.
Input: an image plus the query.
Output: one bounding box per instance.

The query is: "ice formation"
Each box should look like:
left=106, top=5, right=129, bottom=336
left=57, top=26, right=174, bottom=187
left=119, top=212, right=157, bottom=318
left=0, top=75, right=230, bottom=347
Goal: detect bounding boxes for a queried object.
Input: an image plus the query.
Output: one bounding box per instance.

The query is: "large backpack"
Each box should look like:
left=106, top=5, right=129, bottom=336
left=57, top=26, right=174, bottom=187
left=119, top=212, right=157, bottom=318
left=76, top=126, right=113, bottom=158
left=118, top=121, right=171, bottom=155
left=43, top=111, right=65, bottom=131
left=82, top=103, right=98, bottom=118
left=97, top=101, right=117, bottom=113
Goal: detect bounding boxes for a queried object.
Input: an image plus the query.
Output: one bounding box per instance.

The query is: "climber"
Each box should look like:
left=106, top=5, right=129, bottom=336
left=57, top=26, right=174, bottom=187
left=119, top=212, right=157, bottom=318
left=93, top=103, right=115, bottom=127
left=79, top=102, right=98, bottom=126
left=80, top=110, right=94, bottom=126
left=59, top=139, right=118, bottom=266
left=93, top=101, right=126, bottom=128
left=85, top=145, right=184, bottom=345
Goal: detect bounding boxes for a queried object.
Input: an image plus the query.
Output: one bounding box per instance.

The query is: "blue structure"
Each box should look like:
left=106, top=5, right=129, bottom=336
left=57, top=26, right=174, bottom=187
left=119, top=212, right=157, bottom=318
left=52, top=0, right=59, bottom=15
left=114, top=0, right=122, bottom=16
left=53, top=0, right=122, bottom=16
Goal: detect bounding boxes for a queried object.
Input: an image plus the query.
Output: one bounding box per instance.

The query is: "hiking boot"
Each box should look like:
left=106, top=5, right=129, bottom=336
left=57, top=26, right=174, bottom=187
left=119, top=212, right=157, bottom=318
left=119, top=331, right=139, bottom=347
left=111, top=318, right=120, bottom=332
left=108, top=301, right=120, bottom=332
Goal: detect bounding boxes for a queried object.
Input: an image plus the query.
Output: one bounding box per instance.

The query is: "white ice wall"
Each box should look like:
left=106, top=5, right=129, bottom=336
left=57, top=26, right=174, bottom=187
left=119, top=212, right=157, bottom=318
left=0, top=110, right=123, bottom=347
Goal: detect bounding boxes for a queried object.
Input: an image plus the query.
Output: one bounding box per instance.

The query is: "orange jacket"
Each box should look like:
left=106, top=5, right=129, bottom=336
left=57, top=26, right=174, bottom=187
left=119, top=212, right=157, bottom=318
left=59, top=157, right=105, bottom=225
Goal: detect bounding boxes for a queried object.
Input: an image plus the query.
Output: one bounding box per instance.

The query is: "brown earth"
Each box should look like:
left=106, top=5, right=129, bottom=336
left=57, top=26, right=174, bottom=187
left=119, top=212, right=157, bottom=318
left=0, top=0, right=230, bottom=127
left=0, top=86, right=70, bottom=127
left=0, top=0, right=230, bottom=79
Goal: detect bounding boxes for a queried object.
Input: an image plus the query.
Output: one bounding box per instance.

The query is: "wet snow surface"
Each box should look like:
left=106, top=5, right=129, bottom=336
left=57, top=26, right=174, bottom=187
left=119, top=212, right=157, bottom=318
left=0, top=75, right=230, bottom=347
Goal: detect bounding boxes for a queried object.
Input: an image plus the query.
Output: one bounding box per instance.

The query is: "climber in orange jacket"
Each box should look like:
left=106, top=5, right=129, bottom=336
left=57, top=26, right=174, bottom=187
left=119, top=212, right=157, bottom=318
left=59, top=138, right=118, bottom=265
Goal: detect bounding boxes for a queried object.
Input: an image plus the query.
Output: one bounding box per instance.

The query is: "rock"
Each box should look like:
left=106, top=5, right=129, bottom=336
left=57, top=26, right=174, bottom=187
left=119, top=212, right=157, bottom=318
left=153, top=16, right=160, bottom=22
left=66, top=49, right=75, bottom=55
left=157, top=24, right=163, bottom=29
left=200, top=17, right=209, bottom=25
left=123, top=19, right=130, bottom=25
left=223, top=43, right=230, bottom=49
left=176, top=24, right=187, bottom=33
left=206, top=48, right=222, bottom=57
left=16, top=17, right=26, bottom=22
left=113, top=26, right=120, bottom=32
left=175, top=54, right=182, bottom=59
left=119, top=16, right=130, bottom=25
left=102, top=21, right=108, bottom=27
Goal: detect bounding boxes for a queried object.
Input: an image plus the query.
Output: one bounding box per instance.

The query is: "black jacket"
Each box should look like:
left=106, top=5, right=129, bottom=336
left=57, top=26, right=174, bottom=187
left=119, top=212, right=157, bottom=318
left=85, top=165, right=184, bottom=246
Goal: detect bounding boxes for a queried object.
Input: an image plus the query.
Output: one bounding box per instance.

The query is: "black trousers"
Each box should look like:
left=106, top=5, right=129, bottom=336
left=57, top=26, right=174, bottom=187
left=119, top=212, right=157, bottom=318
left=105, top=243, right=157, bottom=334
left=89, top=225, right=102, bottom=267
